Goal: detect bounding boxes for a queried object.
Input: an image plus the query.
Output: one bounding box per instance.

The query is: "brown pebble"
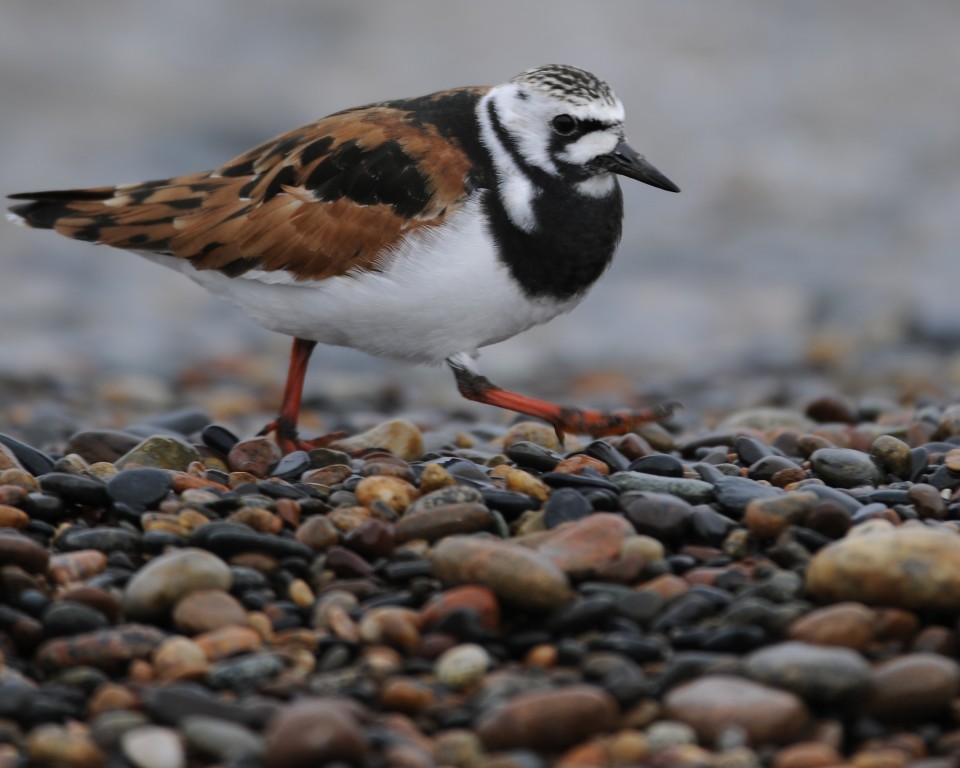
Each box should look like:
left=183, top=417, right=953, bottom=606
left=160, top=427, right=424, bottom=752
left=0, top=533, right=50, bottom=574
left=870, top=434, right=914, bottom=479
left=418, top=462, right=455, bottom=493
left=355, top=475, right=419, bottom=513
left=527, top=512, right=634, bottom=579
left=664, top=675, right=809, bottom=745
left=907, top=483, right=947, bottom=519
left=329, top=419, right=424, bottom=461
left=48, top=550, right=107, bottom=585
left=26, top=724, right=105, bottom=768
left=194, top=625, right=263, bottom=661
left=806, top=394, right=856, bottom=424
left=171, top=589, right=247, bottom=634
left=380, top=677, right=436, bottom=714
left=868, top=652, right=960, bottom=720
left=152, top=635, right=210, bottom=681
left=342, top=518, right=396, bottom=558
left=0, top=504, right=29, bottom=530
left=807, top=527, right=960, bottom=612
left=60, top=585, right=120, bottom=623
left=772, top=741, right=843, bottom=768
left=502, top=421, right=563, bottom=452
left=302, top=463, right=353, bottom=486
left=36, top=624, right=166, bottom=672
left=743, top=491, right=819, bottom=538
left=788, top=602, right=877, bottom=650
left=87, top=682, right=140, bottom=717
left=357, top=607, right=420, bottom=652
left=66, top=429, right=141, bottom=464
left=476, top=685, right=618, bottom=751
left=264, top=698, right=369, bottom=768
left=431, top=536, right=574, bottom=611
left=640, top=573, right=690, bottom=601
left=295, top=515, right=340, bottom=551
left=228, top=506, right=283, bottom=533
left=227, top=437, right=281, bottom=478
left=419, top=585, right=500, bottom=631
left=492, top=465, right=551, bottom=502
left=554, top=454, right=610, bottom=475
left=396, top=502, right=494, bottom=543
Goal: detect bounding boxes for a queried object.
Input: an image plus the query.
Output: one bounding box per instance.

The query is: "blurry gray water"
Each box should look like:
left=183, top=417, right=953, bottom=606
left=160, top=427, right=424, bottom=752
left=3, top=0, right=959, bottom=391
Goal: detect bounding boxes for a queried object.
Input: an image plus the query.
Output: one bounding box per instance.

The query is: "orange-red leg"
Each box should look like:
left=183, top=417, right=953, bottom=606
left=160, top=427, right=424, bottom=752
left=448, top=356, right=678, bottom=445
left=258, top=337, right=320, bottom=453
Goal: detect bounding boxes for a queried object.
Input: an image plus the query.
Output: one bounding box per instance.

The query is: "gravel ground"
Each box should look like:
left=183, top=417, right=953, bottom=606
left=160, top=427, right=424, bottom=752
left=2, top=354, right=960, bottom=767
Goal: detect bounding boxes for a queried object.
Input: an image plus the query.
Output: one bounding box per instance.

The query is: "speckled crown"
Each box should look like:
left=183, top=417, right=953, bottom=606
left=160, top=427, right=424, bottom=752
left=511, top=64, right=618, bottom=106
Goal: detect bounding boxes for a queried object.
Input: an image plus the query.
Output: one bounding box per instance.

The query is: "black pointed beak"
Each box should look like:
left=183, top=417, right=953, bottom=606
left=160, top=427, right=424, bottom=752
left=603, top=140, right=680, bottom=193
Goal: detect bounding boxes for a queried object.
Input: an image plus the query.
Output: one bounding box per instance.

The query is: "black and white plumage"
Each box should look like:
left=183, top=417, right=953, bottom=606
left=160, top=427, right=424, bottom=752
left=8, top=64, right=680, bottom=452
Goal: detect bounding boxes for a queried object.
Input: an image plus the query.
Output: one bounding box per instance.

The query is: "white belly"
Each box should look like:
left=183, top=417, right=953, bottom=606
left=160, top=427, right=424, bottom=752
left=142, top=196, right=581, bottom=364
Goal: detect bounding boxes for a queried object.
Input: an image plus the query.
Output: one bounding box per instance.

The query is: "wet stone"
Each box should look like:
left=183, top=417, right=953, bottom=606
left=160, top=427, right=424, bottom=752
left=867, top=652, right=960, bottom=720
left=810, top=448, right=884, bottom=488
left=141, top=682, right=277, bottom=727
left=123, top=547, right=232, bottom=621
left=208, top=652, right=285, bottom=692
left=200, top=424, right=240, bottom=455
left=56, top=527, right=141, bottom=555
left=42, top=601, right=110, bottom=637
left=743, top=491, right=819, bottom=538
left=180, top=715, right=266, bottom=763
left=39, top=472, right=109, bottom=507
left=714, top=476, right=783, bottom=516
left=66, top=430, right=142, bottom=465
left=116, top=436, right=202, bottom=471
left=505, top=440, right=562, bottom=471
left=787, top=602, right=877, bottom=650
left=0, top=531, right=50, bottom=573
left=330, top=418, right=425, bottom=461
left=870, top=434, right=914, bottom=479
left=106, top=468, right=173, bottom=509
left=271, top=450, right=310, bottom=481
left=529, top=512, right=634, bottom=580
left=542, top=487, right=594, bottom=528
left=744, top=641, right=871, bottom=705
left=36, top=624, right=167, bottom=672
left=263, top=698, right=369, bottom=768
left=611, top=471, right=714, bottom=503
left=621, top=491, right=694, bottom=543
left=0, top=432, right=55, bottom=475
left=628, top=453, right=685, bottom=477
left=172, top=589, right=247, bottom=635
left=121, top=725, right=186, bottom=768
left=396, top=501, right=493, bottom=543
left=476, top=685, right=619, bottom=751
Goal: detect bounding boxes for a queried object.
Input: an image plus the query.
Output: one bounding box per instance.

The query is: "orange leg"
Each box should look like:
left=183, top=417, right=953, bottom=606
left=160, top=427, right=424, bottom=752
left=448, top=356, right=678, bottom=445
left=257, top=337, right=325, bottom=454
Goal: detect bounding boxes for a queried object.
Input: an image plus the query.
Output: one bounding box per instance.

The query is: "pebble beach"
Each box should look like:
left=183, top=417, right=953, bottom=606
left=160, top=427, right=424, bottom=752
left=3, top=355, right=960, bottom=768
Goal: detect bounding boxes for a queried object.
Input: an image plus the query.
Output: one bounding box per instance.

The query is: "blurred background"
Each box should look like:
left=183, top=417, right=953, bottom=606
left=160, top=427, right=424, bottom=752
left=3, top=0, right=960, bottom=411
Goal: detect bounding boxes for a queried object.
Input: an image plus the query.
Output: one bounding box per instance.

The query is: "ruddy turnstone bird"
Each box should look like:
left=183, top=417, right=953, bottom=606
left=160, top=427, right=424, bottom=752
left=9, top=64, right=679, bottom=453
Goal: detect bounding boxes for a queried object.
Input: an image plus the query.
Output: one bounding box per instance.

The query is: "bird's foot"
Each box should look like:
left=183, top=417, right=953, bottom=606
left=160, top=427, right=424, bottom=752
left=256, top=418, right=346, bottom=455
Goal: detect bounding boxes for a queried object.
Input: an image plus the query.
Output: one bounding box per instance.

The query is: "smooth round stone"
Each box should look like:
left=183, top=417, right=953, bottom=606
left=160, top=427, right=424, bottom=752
left=870, top=434, right=914, bottom=479
left=529, top=513, right=634, bottom=580
left=744, top=641, right=871, bottom=704
left=621, top=491, right=694, bottom=543
left=806, top=526, right=960, bottom=611
left=907, top=483, right=947, bottom=519
left=688, top=506, right=737, bottom=545
left=208, top=653, right=285, bottom=692
left=406, top=484, right=484, bottom=516
left=419, top=585, right=501, bottom=631
left=57, top=526, right=141, bottom=554
left=122, top=547, right=232, bottom=620
left=628, top=453, right=685, bottom=477
left=42, top=600, right=110, bottom=637
left=115, top=436, right=202, bottom=471
left=153, top=636, right=210, bottom=682
left=39, top=472, right=109, bottom=507
left=36, top=624, right=166, bottom=671
left=142, top=682, right=278, bottom=727
left=809, top=448, right=884, bottom=488
left=748, top=455, right=802, bottom=483
left=355, top=474, right=418, bottom=513
left=435, top=643, right=491, bottom=691
left=543, top=487, right=593, bottom=528
left=0, top=432, right=55, bottom=475
left=264, top=698, right=369, bottom=768
left=172, top=589, right=247, bottom=634
left=294, top=515, right=340, bottom=551
left=25, top=723, right=105, bottom=768
left=228, top=437, right=281, bottom=478
left=611, top=471, right=714, bottom=503
left=664, top=675, right=809, bottom=745
left=181, top=715, right=266, bottom=762
left=713, top=476, right=784, bottom=516
left=735, top=435, right=775, bottom=464
left=106, top=468, right=173, bottom=509
left=66, top=430, right=142, bottom=464
left=476, top=685, right=618, bottom=751
left=505, top=440, right=562, bottom=471
left=200, top=424, right=240, bottom=454
left=868, top=653, right=960, bottom=720
left=431, top=536, right=574, bottom=611
left=271, top=450, right=310, bottom=480
left=330, top=418, right=424, bottom=461
left=501, top=421, right=563, bottom=452
left=189, top=521, right=313, bottom=560
left=0, top=531, right=50, bottom=573
left=743, top=491, right=819, bottom=538
left=121, top=725, right=186, bottom=768
left=396, top=501, right=493, bottom=543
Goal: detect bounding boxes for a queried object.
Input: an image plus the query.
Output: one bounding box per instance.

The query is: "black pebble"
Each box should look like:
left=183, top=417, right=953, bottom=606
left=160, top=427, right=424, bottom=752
left=106, top=467, right=172, bottom=509
left=0, top=433, right=54, bottom=475
left=201, top=424, right=241, bottom=454
left=628, top=454, right=684, bottom=477
left=38, top=472, right=109, bottom=507
left=543, top=487, right=593, bottom=529
left=42, top=601, right=109, bottom=637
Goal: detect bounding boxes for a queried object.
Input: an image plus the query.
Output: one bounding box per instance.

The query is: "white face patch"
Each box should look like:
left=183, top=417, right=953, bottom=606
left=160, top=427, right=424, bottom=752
left=558, top=129, right=620, bottom=165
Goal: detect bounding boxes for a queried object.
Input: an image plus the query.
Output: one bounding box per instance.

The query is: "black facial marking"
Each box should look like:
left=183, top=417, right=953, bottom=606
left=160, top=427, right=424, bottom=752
left=486, top=101, right=553, bottom=187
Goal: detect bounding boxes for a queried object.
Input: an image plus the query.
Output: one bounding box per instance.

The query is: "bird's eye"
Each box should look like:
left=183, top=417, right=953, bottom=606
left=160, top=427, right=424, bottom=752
left=551, top=114, right=578, bottom=135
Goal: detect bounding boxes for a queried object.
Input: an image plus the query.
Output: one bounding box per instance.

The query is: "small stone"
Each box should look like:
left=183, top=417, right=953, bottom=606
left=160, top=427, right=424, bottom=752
left=0, top=504, right=29, bottom=530
left=194, top=626, right=264, bottom=661
left=787, top=602, right=876, bottom=650
left=744, top=641, right=871, bottom=704
left=48, top=550, right=108, bottom=584
left=805, top=394, right=856, bottom=424
left=355, top=474, right=418, bottom=513
left=0, top=532, right=50, bottom=573
left=907, top=483, right=947, bottom=519
left=611, top=471, right=714, bottom=503
left=106, top=468, right=173, bottom=509
left=621, top=491, right=694, bottom=543
left=435, top=643, right=491, bottom=691
left=431, top=535, right=574, bottom=611
left=181, top=715, right=266, bottom=762
left=66, top=430, right=142, bottom=464
left=543, top=487, right=594, bottom=528
left=418, top=462, right=456, bottom=492
left=36, top=624, right=166, bottom=672
left=116, top=436, right=202, bottom=471
left=227, top=438, right=281, bottom=478
left=122, top=548, right=232, bottom=621
left=528, top=512, right=634, bottom=579
left=153, top=636, right=210, bottom=681
left=42, top=601, right=110, bottom=637
left=714, top=476, right=784, bottom=515
left=357, top=607, right=420, bottom=652
left=477, top=685, right=618, bottom=751
left=870, top=434, right=914, bottom=479
left=396, top=501, right=493, bottom=543
left=330, top=419, right=424, bottom=461
left=26, top=723, right=105, bottom=768
left=419, top=585, right=500, bottom=631
left=264, top=698, right=369, bottom=768
left=294, top=515, right=340, bottom=551
left=505, top=440, right=563, bottom=471
left=502, top=421, right=564, bottom=452
left=867, top=652, right=960, bottom=720
left=743, top=491, right=819, bottom=538
left=39, top=472, right=109, bottom=507
left=664, top=675, right=809, bottom=745
left=809, top=448, right=884, bottom=488
left=493, top=465, right=551, bottom=502
left=121, top=725, right=185, bottom=768
left=772, top=741, right=843, bottom=768
left=806, top=526, right=960, bottom=611
left=172, top=589, right=247, bottom=634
